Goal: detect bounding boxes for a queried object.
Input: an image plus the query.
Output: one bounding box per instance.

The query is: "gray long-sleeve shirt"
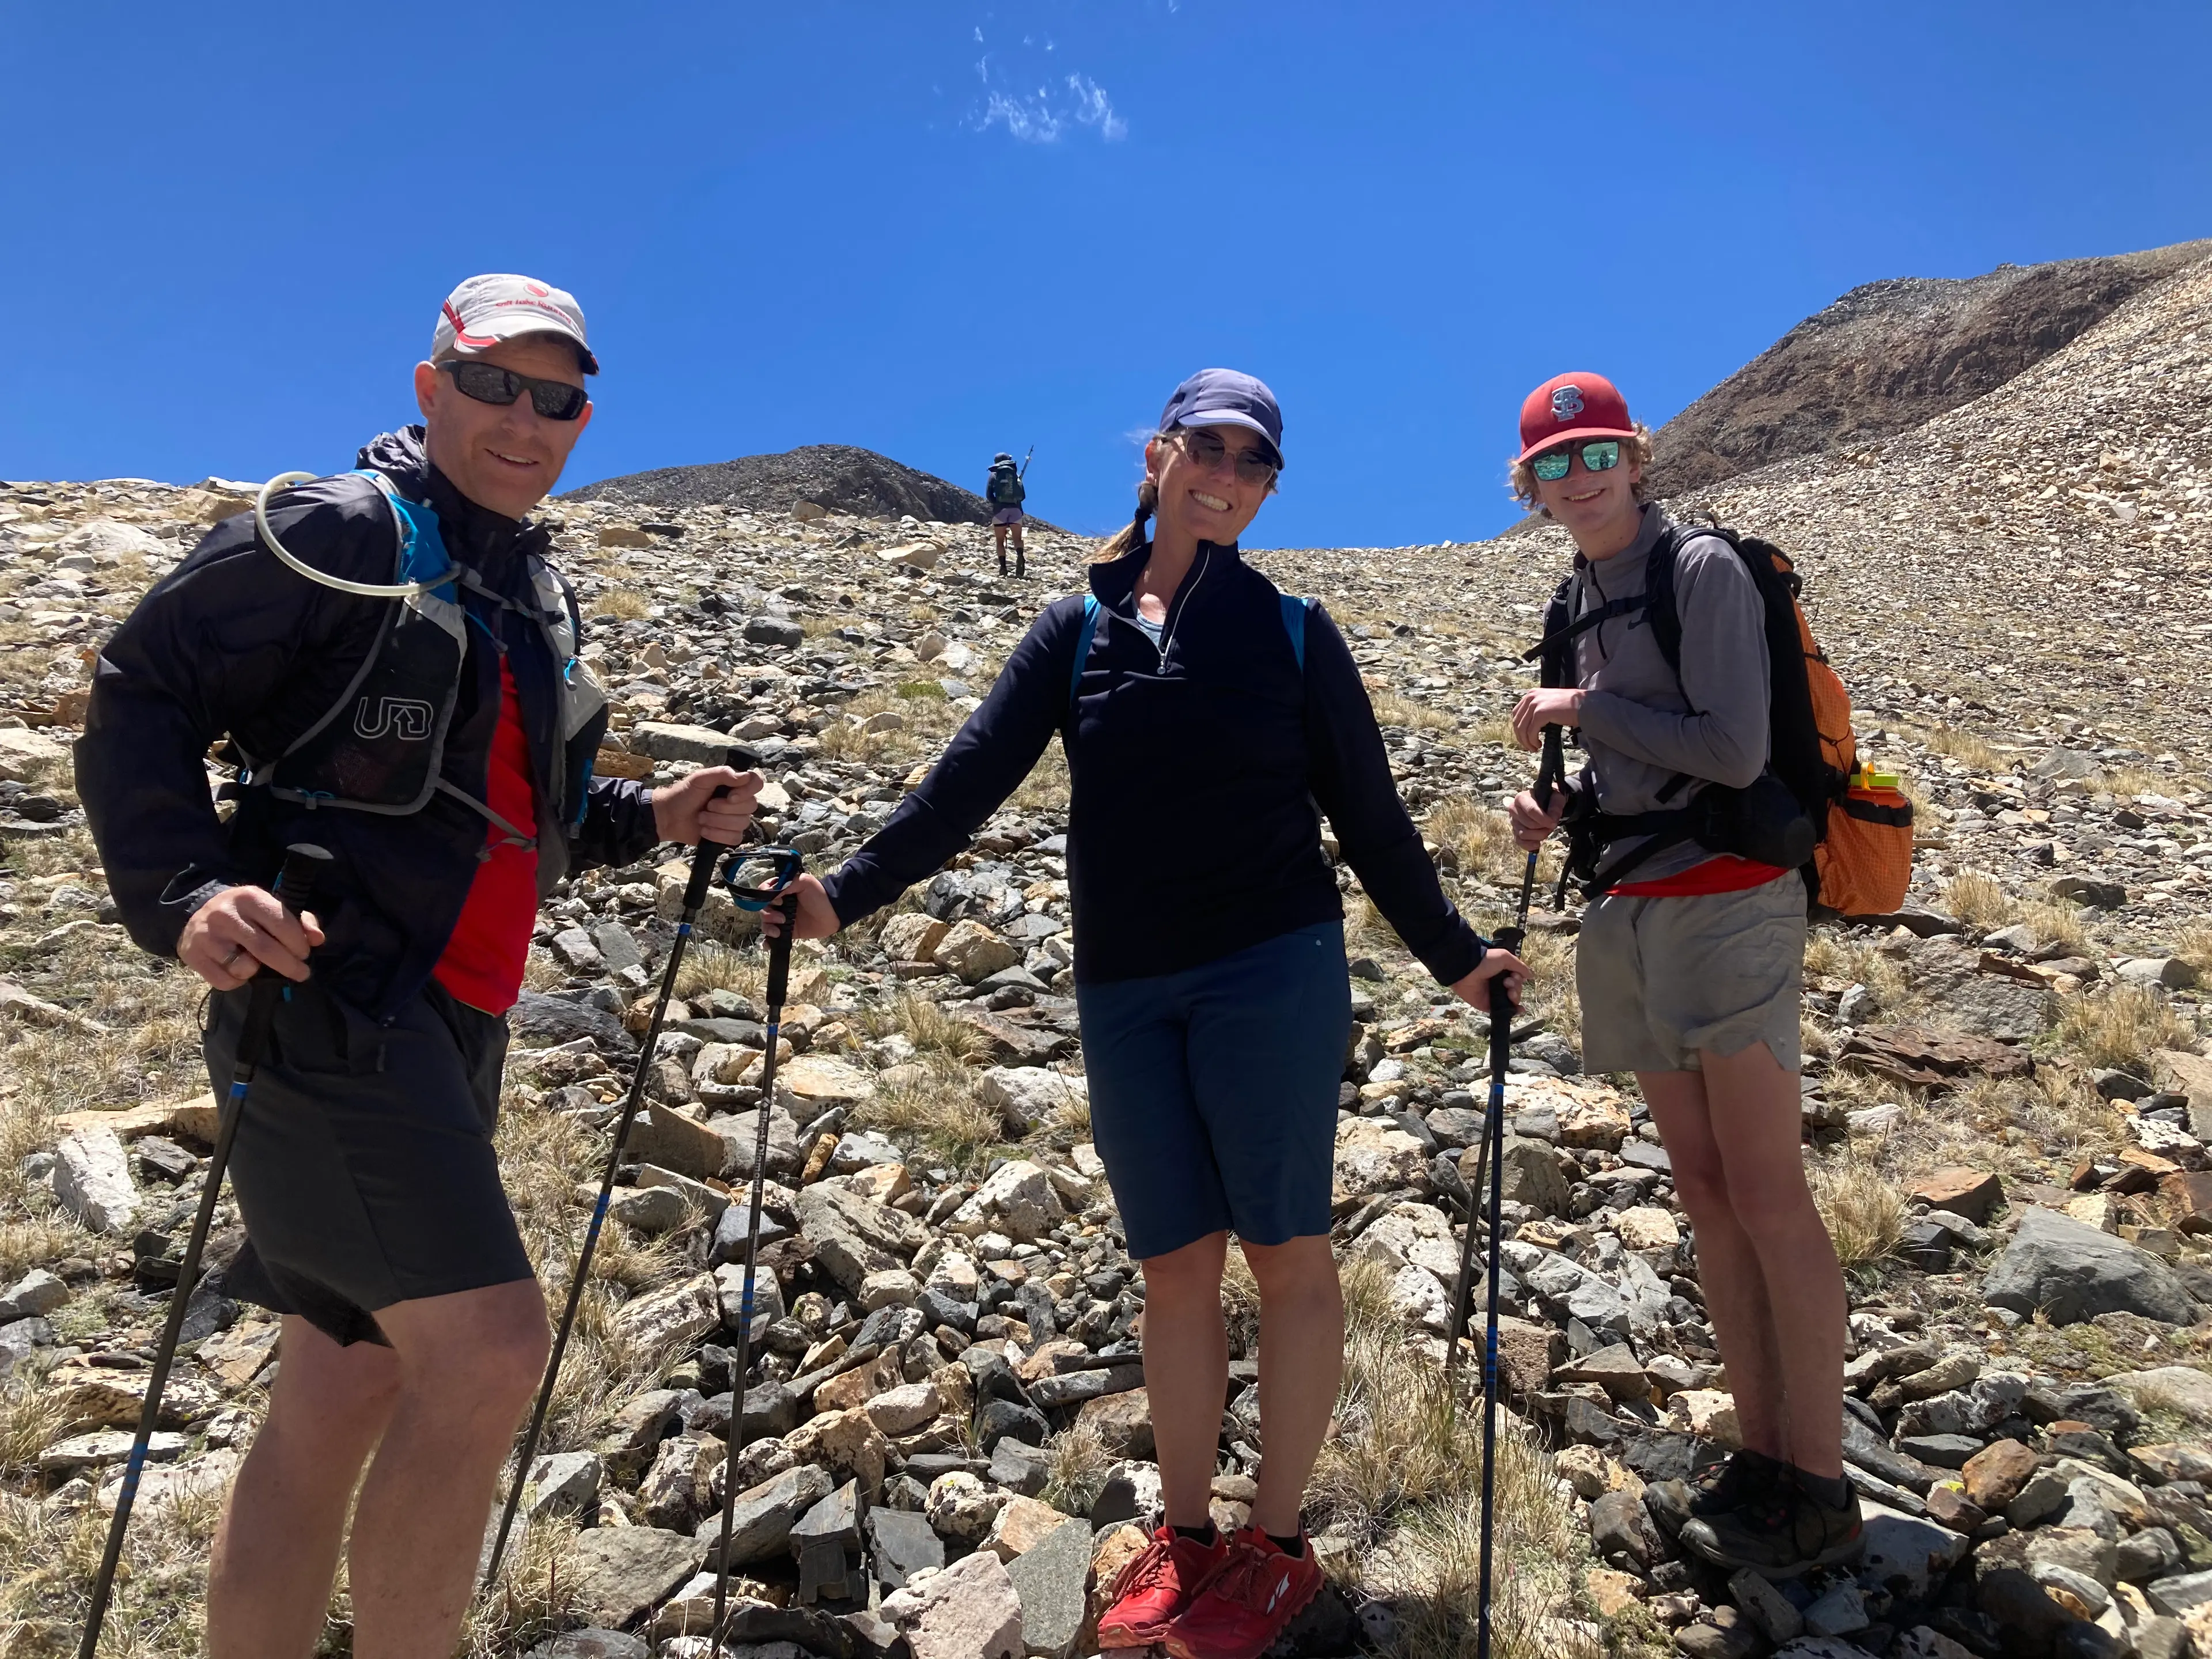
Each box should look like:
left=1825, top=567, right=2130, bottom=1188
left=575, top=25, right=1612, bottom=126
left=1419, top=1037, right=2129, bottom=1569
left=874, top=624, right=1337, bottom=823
left=1567, top=504, right=1771, bottom=883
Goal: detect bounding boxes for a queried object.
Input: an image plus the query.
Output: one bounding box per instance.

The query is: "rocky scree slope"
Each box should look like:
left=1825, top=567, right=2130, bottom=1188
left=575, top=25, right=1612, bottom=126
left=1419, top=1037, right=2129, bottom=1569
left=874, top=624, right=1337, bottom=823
left=2, top=250, right=2212, bottom=1659
left=1644, top=238, right=2212, bottom=500
left=567, top=444, right=1004, bottom=528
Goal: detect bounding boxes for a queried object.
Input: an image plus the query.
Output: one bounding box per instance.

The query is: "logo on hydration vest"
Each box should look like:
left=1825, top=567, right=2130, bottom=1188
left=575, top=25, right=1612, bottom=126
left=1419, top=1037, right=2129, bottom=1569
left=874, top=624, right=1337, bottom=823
left=353, top=696, right=435, bottom=741
left=1551, top=384, right=1585, bottom=421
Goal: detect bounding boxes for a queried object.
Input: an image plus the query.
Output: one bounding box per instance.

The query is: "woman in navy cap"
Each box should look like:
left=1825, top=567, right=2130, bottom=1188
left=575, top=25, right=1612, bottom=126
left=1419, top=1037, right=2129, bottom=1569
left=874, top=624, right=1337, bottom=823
left=770, top=369, right=1521, bottom=1659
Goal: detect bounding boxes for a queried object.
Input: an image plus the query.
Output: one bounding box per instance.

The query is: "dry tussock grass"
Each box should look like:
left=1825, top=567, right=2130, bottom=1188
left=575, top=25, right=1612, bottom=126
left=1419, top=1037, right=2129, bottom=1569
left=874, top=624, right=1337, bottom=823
left=1041, top=1421, right=1113, bottom=1517
left=592, top=586, right=651, bottom=620
left=1807, top=1142, right=1906, bottom=1272
left=1422, top=799, right=1527, bottom=887
left=1313, top=1257, right=1588, bottom=1659
left=674, top=940, right=767, bottom=1005
left=4, top=825, right=104, bottom=880
left=1515, top=927, right=1580, bottom=1048
left=2059, top=984, right=2198, bottom=1073
left=1942, top=869, right=2017, bottom=930
left=851, top=1055, right=1003, bottom=1173
left=1801, top=931, right=1907, bottom=1008
left=1916, top=725, right=2003, bottom=771
left=0, top=1464, right=228, bottom=1656
left=1369, top=690, right=1456, bottom=735
left=2022, top=899, right=2090, bottom=956
left=463, top=1506, right=588, bottom=1658
left=2174, top=923, right=2212, bottom=980
left=857, top=992, right=989, bottom=1064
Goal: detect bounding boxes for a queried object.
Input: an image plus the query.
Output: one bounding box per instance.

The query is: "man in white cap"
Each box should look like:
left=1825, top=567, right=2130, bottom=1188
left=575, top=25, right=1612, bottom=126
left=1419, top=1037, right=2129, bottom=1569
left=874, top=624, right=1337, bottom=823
left=79, top=276, right=760, bottom=1655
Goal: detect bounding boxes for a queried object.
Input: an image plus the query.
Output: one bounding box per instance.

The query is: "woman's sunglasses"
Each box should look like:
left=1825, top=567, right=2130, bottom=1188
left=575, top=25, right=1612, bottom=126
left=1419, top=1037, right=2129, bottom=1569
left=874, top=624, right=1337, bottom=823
left=1529, top=440, right=1621, bottom=482
left=440, top=360, right=589, bottom=422
left=1176, top=427, right=1279, bottom=486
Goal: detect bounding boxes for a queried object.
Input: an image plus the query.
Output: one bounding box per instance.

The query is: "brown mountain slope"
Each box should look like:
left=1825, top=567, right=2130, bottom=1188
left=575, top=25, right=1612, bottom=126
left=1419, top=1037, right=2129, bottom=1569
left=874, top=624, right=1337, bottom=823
left=1645, top=238, right=2212, bottom=499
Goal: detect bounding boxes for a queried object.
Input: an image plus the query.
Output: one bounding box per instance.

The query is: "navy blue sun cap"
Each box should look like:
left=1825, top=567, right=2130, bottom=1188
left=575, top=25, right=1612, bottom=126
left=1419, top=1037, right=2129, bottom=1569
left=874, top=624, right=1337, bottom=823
left=1158, top=369, right=1284, bottom=467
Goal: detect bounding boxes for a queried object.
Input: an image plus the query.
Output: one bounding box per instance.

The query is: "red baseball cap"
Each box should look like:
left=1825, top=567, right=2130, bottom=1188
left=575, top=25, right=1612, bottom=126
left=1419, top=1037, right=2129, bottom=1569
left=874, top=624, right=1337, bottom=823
left=1516, top=372, right=1635, bottom=463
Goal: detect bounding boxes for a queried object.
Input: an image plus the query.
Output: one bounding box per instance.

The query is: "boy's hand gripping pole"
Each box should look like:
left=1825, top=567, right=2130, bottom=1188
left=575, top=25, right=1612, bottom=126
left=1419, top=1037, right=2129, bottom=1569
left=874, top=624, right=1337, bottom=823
left=79, top=843, right=332, bottom=1659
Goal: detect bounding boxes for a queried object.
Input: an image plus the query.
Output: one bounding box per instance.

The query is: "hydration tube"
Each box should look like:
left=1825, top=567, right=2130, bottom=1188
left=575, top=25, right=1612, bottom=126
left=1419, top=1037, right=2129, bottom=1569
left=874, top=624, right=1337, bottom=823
left=255, top=471, right=437, bottom=600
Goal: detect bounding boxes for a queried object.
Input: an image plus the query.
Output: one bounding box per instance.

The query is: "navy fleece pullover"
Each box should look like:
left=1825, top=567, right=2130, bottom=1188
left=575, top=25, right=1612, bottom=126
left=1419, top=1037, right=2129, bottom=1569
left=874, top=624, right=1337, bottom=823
left=821, top=541, right=1485, bottom=987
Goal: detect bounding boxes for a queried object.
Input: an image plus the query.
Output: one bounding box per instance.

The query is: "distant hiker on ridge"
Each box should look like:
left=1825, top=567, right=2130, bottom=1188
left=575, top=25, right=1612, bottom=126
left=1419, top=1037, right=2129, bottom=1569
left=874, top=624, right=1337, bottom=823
left=987, top=448, right=1028, bottom=576
left=1505, top=371, right=1861, bottom=1578
left=76, top=274, right=760, bottom=1657
left=767, top=369, right=1526, bottom=1659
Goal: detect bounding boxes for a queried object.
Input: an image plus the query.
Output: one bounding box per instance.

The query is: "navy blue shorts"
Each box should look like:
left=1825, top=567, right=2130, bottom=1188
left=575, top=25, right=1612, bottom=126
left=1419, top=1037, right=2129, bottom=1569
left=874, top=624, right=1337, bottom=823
left=1077, top=921, right=1351, bottom=1260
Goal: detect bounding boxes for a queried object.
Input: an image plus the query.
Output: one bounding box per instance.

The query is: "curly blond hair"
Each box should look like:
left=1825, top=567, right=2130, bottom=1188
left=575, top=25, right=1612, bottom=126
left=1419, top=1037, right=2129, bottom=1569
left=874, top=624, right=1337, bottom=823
left=1508, top=422, right=1657, bottom=513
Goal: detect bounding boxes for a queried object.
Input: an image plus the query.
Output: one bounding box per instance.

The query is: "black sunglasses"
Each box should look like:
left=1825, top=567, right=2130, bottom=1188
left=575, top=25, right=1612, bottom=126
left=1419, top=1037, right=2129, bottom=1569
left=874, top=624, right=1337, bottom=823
left=1176, top=427, right=1279, bottom=486
left=440, top=359, right=589, bottom=422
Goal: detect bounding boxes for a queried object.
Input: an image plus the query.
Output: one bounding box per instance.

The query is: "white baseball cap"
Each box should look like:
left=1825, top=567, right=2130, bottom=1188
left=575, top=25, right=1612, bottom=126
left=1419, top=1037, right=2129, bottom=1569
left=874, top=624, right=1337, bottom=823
left=432, top=274, right=599, bottom=374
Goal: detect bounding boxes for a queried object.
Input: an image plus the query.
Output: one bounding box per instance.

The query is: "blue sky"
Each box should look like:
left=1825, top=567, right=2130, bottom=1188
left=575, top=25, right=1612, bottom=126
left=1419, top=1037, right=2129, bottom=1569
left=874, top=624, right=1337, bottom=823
left=3, top=2, right=2206, bottom=546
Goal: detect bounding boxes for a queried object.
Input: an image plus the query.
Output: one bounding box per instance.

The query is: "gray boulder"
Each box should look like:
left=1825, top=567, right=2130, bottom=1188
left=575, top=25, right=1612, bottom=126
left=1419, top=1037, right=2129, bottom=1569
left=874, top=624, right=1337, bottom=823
left=1983, top=1208, right=2200, bottom=1326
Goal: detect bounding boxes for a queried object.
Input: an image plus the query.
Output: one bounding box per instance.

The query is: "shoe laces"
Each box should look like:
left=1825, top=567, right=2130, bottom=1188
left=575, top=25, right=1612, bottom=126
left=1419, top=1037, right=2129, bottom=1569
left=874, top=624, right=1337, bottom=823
left=1116, top=1533, right=1191, bottom=1597
left=1197, top=1538, right=1291, bottom=1611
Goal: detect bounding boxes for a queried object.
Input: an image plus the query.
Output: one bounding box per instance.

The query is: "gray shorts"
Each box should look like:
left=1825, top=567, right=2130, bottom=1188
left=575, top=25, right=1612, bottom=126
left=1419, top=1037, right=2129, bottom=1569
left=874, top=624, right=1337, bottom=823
left=1577, top=874, right=1805, bottom=1075
left=202, top=977, right=532, bottom=1346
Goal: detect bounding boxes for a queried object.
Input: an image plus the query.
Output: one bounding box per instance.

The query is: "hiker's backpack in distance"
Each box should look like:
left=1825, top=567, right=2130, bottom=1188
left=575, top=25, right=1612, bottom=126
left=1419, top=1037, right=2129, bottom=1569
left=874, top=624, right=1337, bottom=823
left=1532, top=525, right=1915, bottom=916
left=987, top=464, right=1025, bottom=507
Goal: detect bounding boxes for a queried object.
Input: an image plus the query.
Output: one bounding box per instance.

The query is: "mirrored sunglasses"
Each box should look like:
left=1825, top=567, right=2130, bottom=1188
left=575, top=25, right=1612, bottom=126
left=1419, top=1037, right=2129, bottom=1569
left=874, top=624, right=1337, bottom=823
left=441, top=359, right=589, bottom=422
left=1530, top=440, right=1622, bottom=483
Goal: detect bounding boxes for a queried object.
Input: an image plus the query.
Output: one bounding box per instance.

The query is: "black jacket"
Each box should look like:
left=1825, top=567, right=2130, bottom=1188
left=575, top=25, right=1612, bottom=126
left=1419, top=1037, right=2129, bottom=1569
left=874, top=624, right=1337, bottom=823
left=77, top=427, right=659, bottom=1021
left=822, top=540, right=1484, bottom=986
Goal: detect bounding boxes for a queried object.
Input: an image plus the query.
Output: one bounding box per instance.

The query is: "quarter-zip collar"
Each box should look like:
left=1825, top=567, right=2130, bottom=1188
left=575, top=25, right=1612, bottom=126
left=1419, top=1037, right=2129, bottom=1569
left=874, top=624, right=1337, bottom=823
left=1089, top=537, right=1238, bottom=668
left=354, top=424, right=551, bottom=590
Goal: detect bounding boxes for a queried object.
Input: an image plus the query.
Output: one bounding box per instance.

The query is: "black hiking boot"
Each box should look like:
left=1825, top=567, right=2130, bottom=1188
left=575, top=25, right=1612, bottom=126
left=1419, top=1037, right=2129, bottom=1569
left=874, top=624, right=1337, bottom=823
left=1643, top=1447, right=1785, bottom=1539
left=1677, top=1468, right=1864, bottom=1578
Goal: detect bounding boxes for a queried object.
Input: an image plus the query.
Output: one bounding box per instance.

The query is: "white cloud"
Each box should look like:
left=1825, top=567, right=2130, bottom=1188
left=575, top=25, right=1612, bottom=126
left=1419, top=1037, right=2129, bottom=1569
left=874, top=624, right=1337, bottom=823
left=977, top=88, right=1065, bottom=143
left=962, top=18, right=1126, bottom=144
left=1066, top=74, right=1126, bottom=140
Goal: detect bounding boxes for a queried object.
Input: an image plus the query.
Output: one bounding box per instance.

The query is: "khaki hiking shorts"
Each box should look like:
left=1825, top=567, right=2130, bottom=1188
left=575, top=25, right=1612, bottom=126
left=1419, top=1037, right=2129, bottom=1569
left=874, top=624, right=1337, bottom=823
left=1577, top=873, right=1806, bottom=1075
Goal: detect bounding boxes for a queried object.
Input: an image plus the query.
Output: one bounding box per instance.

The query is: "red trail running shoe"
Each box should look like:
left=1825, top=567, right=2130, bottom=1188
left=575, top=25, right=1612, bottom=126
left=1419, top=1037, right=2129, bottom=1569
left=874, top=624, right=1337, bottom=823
left=1097, top=1524, right=1229, bottom=1649
left=1164, top=1527, right=1323, bottom=1659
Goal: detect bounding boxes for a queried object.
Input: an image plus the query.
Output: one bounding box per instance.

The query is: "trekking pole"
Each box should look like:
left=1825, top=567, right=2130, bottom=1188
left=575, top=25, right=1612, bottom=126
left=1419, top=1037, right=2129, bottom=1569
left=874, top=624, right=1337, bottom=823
left=481, top=774, right=756, bottom=1592
left=1444, top=725, right=1564, bottom=1388
left=707, top=849, right=805, bottom=1657
left=78, top=842, right=332, bottom=1659
left=1018, top=444, right=1033, bottom=479
left=1441, top=725, right=1563, bottom=1659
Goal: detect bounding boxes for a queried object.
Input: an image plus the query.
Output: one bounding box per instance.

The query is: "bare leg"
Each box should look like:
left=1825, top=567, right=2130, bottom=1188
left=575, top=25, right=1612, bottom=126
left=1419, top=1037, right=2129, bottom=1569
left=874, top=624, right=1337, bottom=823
left=207, top=1316, right=400, bottom=1658
left=1238, top=1234, right=1342, bottom=1538
left=1702, top=1041, right=1846, bottom=1479
left=1136, top=1232, right=1231, bottom=1529
left=1642, top=1069, right=1789, bottom=1463
left=345, top=1279, right=550, bottom=1658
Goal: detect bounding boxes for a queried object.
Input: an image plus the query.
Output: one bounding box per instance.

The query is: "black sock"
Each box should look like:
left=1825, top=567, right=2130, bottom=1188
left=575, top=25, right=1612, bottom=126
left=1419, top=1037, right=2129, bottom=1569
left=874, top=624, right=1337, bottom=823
left=1798, top=1469, right=1850, bottom=1509
left=1266, top=1530, right=1304, bottom=1558
left=1173, top=1522, right=1217, bottom=1545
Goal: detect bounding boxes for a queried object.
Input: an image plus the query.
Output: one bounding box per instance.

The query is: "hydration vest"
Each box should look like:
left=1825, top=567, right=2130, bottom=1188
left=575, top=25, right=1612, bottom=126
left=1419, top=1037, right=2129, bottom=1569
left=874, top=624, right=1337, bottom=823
left=234, top=471, right=608, bottom=865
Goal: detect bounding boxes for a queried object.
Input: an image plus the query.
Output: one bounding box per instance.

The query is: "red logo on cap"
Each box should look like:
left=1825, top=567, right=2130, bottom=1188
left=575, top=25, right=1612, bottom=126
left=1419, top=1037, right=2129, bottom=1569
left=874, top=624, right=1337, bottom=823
left=442, top=300, right=498, bottom=350
left=526, top=281, right=550, bottom=297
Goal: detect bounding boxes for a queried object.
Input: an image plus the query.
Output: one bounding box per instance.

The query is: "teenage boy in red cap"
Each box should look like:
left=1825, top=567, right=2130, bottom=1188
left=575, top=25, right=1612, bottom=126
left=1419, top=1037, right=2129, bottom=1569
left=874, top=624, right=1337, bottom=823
left=1503, top=373, right=1860, bottom=1577
left=79, top=275, right=760, bottom=1656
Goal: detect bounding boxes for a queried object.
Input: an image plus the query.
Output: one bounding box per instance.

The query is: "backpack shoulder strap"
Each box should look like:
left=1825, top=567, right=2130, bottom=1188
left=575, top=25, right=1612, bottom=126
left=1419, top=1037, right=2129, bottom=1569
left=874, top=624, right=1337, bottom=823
left=1643, top=524, right=1697, bottom=683
left=1067, top=594, right=1101, bottom=713
left=1279, top=593, right=1307, bottom=673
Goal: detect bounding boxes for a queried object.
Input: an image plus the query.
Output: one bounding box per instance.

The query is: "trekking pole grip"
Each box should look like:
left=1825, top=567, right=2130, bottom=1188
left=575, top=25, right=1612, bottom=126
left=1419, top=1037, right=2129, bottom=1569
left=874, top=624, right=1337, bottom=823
left=764, top=895, right=794, bottom=1010
left=683, top=786, right=736, bottom=914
